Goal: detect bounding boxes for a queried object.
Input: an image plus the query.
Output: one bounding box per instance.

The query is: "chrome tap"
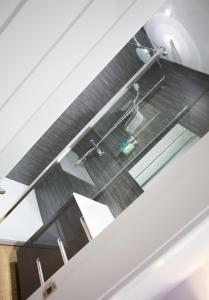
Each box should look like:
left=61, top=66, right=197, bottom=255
left=90, top=139, right=104, bottom=157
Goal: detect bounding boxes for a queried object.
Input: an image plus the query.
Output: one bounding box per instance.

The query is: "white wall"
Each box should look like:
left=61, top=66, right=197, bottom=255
left=179, top=263, right=209, bottom=300
left=0, top=178, right=43, bottom=242
left=158, top=262, right=209, bottom=300
left=28, top=131, right=209, bottom=300
left=0, top=0, right=166, bottom=177
left=110, top=218, right=209, bottom=300
left=145, top=0, right=209, bottom=74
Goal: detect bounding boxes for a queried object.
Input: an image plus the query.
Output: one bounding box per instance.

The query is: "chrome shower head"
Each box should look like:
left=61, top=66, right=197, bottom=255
left=132, top=82, right=140, bottom=108
left=133, top=83, right=140, bottom=92
left=136, top=47, right=152, bottom=64
left=133, top=35, right=152, bottom=64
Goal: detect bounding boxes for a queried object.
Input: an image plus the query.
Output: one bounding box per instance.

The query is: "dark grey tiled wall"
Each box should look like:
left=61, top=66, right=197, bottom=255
left=35, top=127, right=144, bottom=223
left=8, top=56, right=209, bottom=185
left=8, top=31, right=147, bottom=185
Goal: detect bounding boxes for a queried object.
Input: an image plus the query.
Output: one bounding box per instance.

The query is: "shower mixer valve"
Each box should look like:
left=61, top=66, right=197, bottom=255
left=90, top=139, right=105, bottom=157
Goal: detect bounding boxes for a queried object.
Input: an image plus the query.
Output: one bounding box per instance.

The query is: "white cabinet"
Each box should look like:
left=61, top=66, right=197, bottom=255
left=73, top=193, right=114, bottom=239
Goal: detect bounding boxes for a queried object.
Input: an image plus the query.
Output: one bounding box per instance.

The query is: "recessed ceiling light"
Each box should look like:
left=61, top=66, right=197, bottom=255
left=154, top=258, right=166, bottom=269
left=164, top=8, right=172, bottom=17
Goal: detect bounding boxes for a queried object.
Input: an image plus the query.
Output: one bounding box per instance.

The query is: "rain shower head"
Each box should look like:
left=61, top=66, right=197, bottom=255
left=132, top=35, right=155, bottom=64
left=136, top=47, right=152, bottom=64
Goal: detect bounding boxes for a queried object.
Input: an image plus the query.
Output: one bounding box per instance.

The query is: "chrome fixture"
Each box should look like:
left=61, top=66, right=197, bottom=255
left=0, top=186, right=6, bottom=194
left=57, top=237, right=68, bottom=265
left=134, top=37, right=152, bottom=64
left=80, top=216, right=92, bottom=241
left=124, top=82, right=144, bottom=133
left=36, top=257, right=45, bottom=286
left=131, top=35, right=167, bottom=64
left=75, top=139, right=104, bottom=166
left=132, top=83, right=140, bottom=109
left=75, top=148, right=94, bottom=166
left=133, top=36, right=152, bottom=64
left=136, top=47, right=152, bottom=64
left=90, top=139, right=105, bottom=157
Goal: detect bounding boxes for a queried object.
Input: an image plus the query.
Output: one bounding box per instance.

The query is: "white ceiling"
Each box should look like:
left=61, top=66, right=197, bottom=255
left=0, top=0, right=23, bottom=30
left=145, top=0, right=209, bottom=74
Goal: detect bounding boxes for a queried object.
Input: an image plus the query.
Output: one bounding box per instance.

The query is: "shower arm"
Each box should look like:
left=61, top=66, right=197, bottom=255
left=132, top=35, right=167, bottom=82
left=129, top=41, right=155, bottom=52
left=133, top=36, right=155, bottom=51
left=131, top=35, right=166, bottom=54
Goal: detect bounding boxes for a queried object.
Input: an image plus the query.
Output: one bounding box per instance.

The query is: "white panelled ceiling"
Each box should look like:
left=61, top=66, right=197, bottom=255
left=0, top=0, right=166, bottom=177
left=0, top=0, right=23, bottom=30
left=0, top=0, right=91, bottom=109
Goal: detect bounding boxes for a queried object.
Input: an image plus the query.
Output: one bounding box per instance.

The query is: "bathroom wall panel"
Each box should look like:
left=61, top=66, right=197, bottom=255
left=95, top=172, right=144, bottom=218
left=35, top=164, right=96, bottom=223
left=161, top=60, right=209, bottom=107
left=180, top=90, right=209, bottom=137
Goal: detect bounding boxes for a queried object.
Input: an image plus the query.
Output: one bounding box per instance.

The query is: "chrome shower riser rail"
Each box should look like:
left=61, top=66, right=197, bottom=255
left=75, top=75, right=165, bottom=166
left=97, top=76, right=165, bottom=146
left=0, top=48, right=165, bottom=223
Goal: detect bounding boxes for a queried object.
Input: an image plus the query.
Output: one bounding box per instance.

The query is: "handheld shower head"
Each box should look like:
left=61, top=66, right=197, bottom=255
left=132, top=82, right=140, bottom=109
left=133, top=83, right=140, bottom=92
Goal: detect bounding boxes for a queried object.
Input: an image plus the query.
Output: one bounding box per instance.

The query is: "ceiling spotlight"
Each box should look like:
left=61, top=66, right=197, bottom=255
left=164, top=8, right=172, bottom=17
